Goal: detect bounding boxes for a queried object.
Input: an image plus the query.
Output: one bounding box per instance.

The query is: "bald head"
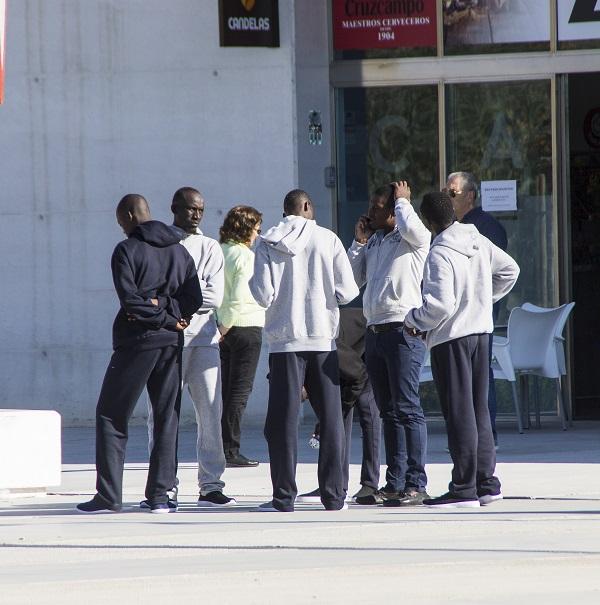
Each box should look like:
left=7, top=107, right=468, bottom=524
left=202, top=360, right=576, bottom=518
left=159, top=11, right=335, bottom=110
left=283, top=189, right=314, bottom=219
left=116, top=194, right=151, bottom=235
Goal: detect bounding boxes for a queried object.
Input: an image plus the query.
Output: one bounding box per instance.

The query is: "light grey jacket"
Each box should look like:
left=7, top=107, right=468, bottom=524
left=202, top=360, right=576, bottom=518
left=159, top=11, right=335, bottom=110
left=249, top=216, right=359, bottom=353
left=348, top=198, right=430, bottom=326
left=405, top=222, right=520, bottom=349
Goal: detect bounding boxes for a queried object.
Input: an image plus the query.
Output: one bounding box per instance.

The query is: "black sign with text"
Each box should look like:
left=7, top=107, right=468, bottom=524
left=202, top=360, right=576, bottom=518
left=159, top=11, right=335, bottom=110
left=219, top=0, right=280, bottom=47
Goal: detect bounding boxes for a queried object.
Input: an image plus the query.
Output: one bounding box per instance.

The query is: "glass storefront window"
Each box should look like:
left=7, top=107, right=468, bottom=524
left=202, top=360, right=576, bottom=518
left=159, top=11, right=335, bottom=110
left=443, top=0, right=550, bottom=55
left=557, top=0, right=600, bottom=50
left=335, top=85, right=440, bottom=248
left=446, top=79, right=555, bottom=414
left=446, top=80, right=555, bottom=319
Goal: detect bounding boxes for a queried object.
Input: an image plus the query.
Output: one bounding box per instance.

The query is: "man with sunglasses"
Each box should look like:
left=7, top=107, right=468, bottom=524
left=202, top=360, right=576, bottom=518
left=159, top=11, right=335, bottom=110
left=446, top=172, right=508, bottom=449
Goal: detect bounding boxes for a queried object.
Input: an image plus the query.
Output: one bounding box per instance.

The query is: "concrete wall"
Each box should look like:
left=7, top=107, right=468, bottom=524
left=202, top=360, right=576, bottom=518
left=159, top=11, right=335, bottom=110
left=0, top=0, right=302, bottom=426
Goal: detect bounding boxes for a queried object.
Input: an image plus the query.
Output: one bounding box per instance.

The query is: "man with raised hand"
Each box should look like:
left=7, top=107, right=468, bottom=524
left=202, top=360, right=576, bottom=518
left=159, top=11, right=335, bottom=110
left=348, top=180, right=430, bottom=507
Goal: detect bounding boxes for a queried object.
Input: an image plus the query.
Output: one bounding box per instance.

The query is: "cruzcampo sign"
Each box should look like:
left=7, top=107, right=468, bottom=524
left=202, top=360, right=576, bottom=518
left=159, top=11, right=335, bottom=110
left=219, top=0, right=280, bottom=47
left=332, top=0, right=437, bottom=50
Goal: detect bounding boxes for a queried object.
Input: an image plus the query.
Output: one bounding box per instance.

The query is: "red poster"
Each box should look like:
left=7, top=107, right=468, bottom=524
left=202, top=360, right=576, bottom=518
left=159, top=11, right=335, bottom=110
left=333, top=0, right=437, bottom=50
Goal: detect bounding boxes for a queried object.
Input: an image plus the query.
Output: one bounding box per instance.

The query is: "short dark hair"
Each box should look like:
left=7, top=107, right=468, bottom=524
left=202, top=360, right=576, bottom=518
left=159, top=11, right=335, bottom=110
left=420, top=191, right=455, bottom=228
left=172, top=187, right=202, bottom=207
left=372, top=184, right=395, bottom=211
left=219, top=205, right=262, bottom=244
left=283, top=189, right=311, bottom=215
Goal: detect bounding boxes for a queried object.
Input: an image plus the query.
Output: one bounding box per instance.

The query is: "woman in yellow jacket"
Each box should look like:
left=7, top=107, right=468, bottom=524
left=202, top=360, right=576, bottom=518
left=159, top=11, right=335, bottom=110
left=217, top=205, right=265, bottom=467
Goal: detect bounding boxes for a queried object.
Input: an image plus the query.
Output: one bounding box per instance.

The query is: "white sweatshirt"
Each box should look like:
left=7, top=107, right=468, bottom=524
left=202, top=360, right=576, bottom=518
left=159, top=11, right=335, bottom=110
left=179, top=228, right=225, bottom=348
left=405, top=222, right=520, bottom=349
left=348, top=198, right=430, bottom=326
left=249, top=216, right=359, bottom=353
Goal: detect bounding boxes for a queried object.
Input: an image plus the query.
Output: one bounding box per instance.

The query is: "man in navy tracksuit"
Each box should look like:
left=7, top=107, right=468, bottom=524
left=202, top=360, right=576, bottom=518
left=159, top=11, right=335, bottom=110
left=77, top=194, right=202, bottom=514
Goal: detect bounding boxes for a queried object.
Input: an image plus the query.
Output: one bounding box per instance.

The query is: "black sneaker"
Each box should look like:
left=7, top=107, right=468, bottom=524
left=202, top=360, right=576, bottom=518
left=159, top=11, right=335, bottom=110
left=379, top=485, right=405, bottom=501
left=423, top=492, right=480, bottom=508
left=197, top=491, right=237, bottom=507
left=352, top=485, right=375, bottom=500
left=226, top=454, right=259, bottom=468
left=296, top=488, right=321, bottom=503
left=76, top=496, right=121, bottom=514
left=140, top=497, right=178, bottom=511
left=383, top=489, right=430, bottom=507
left=149, top=500, right=178, bottom=514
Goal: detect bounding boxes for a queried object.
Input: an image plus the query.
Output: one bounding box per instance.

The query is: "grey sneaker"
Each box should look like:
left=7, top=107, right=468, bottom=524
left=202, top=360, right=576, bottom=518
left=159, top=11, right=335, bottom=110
left=382, top=489, right=430, bottom=507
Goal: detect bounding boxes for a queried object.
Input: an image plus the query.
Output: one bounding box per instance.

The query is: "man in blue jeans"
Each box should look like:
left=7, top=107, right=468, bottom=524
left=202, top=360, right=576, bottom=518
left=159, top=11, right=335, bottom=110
left=348, top=180, right=430, bottom=507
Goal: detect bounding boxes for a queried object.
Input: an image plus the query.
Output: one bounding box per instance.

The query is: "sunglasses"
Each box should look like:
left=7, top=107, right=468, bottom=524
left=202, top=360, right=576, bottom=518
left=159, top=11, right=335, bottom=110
left=447, top=189, right=463, bottom=198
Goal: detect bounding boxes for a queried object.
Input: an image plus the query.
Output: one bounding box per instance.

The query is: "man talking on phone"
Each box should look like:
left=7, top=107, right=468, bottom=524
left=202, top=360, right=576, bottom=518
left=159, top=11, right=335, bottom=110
left=347, top=181, right=431, bottom=507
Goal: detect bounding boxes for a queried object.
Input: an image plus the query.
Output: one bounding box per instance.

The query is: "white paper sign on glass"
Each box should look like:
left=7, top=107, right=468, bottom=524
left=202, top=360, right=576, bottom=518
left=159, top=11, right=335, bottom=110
left=558, top=0, right=600, bottom=41
left=481, top=180, right=517, bottom=212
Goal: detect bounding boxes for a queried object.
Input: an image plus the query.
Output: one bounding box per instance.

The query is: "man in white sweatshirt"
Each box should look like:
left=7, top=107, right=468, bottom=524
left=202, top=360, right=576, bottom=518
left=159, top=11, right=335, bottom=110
left=348, top=181, right=431, bottom=507
left=250, top=189, right=359, bottom=512
left=145, top=187, right=236, bottom=508
left=405, top=191, right=519, bottom=508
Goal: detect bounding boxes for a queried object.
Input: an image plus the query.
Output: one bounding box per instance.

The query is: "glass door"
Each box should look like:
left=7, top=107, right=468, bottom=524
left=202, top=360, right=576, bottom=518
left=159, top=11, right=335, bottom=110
left=335, top=85, right=439, bottom=249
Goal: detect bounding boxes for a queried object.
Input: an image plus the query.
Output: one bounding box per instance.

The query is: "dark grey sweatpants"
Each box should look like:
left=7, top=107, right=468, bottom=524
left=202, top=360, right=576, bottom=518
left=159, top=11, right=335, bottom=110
left=431, top=333, right=501, bottom=500
left=265, top=350, right=346, bottom=511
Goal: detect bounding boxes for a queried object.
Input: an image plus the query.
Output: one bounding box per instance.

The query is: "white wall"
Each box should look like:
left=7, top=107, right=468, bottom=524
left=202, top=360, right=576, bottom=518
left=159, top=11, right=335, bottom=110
left=0, top=0, right=300, bottom=425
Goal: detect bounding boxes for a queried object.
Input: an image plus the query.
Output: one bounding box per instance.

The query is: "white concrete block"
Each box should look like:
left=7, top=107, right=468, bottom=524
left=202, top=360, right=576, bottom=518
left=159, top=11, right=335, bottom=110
left=0, top=410, right=61, bottom=496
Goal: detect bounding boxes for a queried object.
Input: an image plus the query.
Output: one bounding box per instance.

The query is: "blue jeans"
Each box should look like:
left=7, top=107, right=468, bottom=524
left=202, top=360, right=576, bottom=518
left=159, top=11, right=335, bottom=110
left=365, top=327, right=427, bottom=492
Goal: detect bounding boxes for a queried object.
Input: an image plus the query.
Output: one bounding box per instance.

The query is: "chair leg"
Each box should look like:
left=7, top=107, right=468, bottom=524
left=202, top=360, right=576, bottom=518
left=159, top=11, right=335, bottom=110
left=534, top=376, right=541, bottom=429
left=511, top=381, right=523, bottom=434
left=519, top=375, right=530, bottom=430
left=557, top=377, right=568, bottom=431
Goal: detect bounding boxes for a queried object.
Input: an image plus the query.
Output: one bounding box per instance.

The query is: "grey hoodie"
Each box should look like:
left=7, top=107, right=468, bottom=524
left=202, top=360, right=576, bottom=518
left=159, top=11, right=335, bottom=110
left=249, top=216, right=359, bottom=353
left=406, top=222, right=519, bottom=349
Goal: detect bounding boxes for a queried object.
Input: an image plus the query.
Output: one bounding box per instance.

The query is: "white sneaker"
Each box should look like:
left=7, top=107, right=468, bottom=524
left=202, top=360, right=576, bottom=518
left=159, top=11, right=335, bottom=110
left=479, top=493, right=503, bottom=505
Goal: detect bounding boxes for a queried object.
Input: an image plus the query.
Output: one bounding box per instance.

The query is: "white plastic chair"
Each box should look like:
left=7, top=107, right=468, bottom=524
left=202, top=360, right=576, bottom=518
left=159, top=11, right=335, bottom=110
left=492, top=303, right=574, bottom=431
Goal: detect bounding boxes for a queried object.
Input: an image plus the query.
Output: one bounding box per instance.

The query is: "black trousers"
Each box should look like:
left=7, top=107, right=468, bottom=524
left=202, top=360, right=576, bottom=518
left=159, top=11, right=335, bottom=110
left=342, top=381, right=381, bottom=491
left=431, top=334, right=501, bottom=499
left=220, top=326, right=263, bottom=459
left=95, top=344, right=182, bottom=507
left=265, top=350, right=345, bottom=511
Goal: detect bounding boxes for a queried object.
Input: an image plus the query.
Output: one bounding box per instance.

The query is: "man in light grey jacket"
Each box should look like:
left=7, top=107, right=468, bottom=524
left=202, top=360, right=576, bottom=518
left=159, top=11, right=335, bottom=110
left=250, top=189, right=359, bottom=512
left=145, top=188, right=236, bottom=509
left=405, top=191, right=519, bottom=508
left=348, top=181, right=431, bottom=507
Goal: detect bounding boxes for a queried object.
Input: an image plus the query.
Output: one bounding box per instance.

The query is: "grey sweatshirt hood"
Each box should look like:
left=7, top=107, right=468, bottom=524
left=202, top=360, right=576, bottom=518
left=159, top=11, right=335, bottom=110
left=432, top=222, right=480, bottom=258
left=261, top=216, right=317, bottom=256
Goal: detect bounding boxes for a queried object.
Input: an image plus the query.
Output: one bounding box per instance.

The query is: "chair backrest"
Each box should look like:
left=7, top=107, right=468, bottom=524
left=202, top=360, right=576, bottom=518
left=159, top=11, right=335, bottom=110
left=507, top=306, right=568, bottom=377
left=520, top=302, right=575, bottom=338
left=519, top=302, right=575, bottom=375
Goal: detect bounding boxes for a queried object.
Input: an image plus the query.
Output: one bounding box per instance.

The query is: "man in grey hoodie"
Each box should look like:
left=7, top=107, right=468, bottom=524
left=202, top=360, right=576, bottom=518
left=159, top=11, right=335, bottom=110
left=249, top=189, right=359, bottom=512
left=405, top=191, right=519, bottom=508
